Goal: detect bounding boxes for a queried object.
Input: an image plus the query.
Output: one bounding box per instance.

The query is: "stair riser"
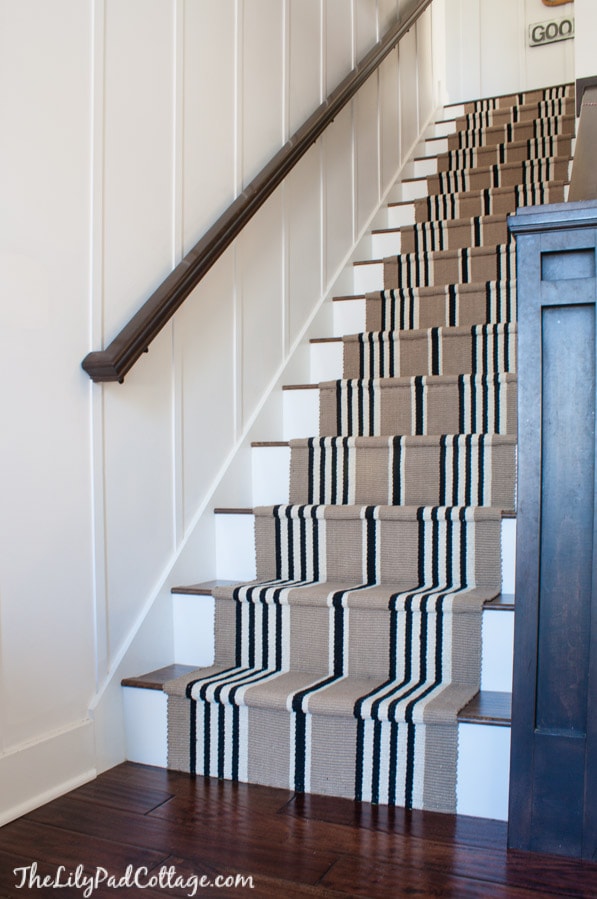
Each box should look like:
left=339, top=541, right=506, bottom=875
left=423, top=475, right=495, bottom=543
left=343, top=325, right=517, bottom=379
left=426, top=158, right=571, bottom=194
left=384, top=245, right=515, bottom=289
left=400, top=218, right=509, bottom=254
left=332, top=298, right=366, bottom=337
left=213, top=511, right=516, bottom=594
left=437, top=136, right=573, bottom=172
left=319, top=375, right=517, bottom=439
left=414, top=182, right=567, bottom=223
left=289, top=435, right=516, bottom=508
left=253, top=508, right=501, bottom=588
left=171, top=585, right=514, bottom=691
left=448, top=115, right=575, bottom=150
left=121, top=688, right=510, bottom=821
left=353, top=260, right=385, bottom=294
left=313, top=326, right=517, bottom=382
left=365, top=282, right=516, bottom=332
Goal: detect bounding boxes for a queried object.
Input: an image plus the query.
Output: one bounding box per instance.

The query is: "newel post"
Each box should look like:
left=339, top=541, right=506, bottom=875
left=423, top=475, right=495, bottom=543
left=508, top=200, right=597, bottom=860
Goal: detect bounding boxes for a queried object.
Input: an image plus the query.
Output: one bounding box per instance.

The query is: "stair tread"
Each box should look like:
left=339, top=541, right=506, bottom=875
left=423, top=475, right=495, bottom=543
left=457, top=690, right=511, bottom=726
left=172, top=579, right=240, bottom=595
left=122, top=664, right=196, bottom=690
left=126, top=665, right=512, bottom=730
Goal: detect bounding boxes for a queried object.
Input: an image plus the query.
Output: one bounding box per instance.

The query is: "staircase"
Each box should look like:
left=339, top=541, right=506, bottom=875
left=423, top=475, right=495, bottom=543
left=122, top=84, right=575, bottom=822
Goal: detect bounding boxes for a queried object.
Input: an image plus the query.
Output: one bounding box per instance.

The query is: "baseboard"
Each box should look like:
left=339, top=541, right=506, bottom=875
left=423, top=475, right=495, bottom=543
left=0, top=718, right=96, bottom=826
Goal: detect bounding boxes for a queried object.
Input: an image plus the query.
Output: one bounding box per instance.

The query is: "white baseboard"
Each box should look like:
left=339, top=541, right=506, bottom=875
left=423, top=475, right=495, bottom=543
left=0, top=718, right=96, bottom=826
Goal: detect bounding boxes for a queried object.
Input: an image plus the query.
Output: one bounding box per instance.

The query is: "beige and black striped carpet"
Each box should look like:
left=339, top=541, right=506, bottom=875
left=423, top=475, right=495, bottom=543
left=166, top=83, right=574, bottom=812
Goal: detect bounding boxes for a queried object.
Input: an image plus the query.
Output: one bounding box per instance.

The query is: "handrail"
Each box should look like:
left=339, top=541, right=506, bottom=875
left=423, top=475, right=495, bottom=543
left=82, top=0, right=434, bottom=382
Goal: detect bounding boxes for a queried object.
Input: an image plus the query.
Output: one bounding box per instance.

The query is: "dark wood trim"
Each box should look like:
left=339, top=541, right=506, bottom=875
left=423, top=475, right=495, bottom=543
left=457, top=691, right=512, bottom=727
left=508, top=201, right=597, bottom=860
left=171, top=579, right=241, bottom=595
left=81, top=0, right=434, bottom=383
left=121, top=665, right=197, bottom=690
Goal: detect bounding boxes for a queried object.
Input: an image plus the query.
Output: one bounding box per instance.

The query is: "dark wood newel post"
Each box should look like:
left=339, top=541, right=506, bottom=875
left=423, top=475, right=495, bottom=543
left=508, top=200, right=597, bottom=860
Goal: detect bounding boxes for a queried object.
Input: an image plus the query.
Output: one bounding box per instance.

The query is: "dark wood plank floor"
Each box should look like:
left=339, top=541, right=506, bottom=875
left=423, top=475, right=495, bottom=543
left=0, top=762, right=595, bottom=898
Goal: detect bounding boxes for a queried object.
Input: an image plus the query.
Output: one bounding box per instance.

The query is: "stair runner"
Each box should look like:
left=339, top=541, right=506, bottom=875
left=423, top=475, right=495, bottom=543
left=165, top=83, right=574, bottom=812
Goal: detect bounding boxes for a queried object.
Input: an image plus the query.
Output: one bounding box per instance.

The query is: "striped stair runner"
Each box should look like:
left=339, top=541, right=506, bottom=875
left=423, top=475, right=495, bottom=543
left=165, top=83, right=574, bottom=813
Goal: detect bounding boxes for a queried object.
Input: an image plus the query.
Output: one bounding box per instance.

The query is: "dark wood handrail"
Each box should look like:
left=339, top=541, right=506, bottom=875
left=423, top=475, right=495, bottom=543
left=82, top=0, right=434, bottom=382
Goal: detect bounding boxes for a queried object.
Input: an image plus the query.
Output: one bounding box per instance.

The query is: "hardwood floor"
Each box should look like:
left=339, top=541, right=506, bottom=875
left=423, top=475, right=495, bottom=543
left=0, top=763, right=595, bottom=898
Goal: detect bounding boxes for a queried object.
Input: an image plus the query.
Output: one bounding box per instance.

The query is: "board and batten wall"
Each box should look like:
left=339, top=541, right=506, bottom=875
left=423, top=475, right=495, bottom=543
left=444, top=0, right=575, bottom=103
left=0, top=0, right=446, bottom=824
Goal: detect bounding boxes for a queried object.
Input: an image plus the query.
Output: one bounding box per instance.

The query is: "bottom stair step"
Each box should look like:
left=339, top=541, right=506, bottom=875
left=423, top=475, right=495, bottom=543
left=121, top=673, right=510, bottom=821
left=122, top=666, right=510, bottom=820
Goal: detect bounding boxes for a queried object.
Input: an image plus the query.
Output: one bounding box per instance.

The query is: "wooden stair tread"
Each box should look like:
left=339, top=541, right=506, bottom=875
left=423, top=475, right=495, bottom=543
left=171, top=580, right=515, bottom=611
left=332, top=294, right=366, bottom=302
left=457, top=691, right=512, bottom=726
left=123, top=665, right=513, bottom=728
left=121, top=665, right=197, bottom=691
left=171, top=578, right=241, bottom=595
left=213, top=505, right=516, bottom=519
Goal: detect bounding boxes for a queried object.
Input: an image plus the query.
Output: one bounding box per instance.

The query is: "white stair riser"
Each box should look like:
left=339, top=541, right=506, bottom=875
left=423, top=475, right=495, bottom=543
left=457, top=722, right=510, bottom=821
left=421, top=137, right=448, bottom=156
left=282, top=388, right=319, bottom=440
left=429, top=118, right=458, bottom=138
left=352, top=261, right=384, bottom=294
left=332, top=299, right=366, bottom=337
left=121, top=685, right=509, bottom=821
left=396, top=178, right=429, bottom=202
left=173, top=593, right=215, bottom=667
left=481, top=609, right=514, bottom=692
left=309, top=340, right=344, bottom=383
left=411, top=156, right=438, bottom=178
left=172, top=581, right=514, bottom=691
left=386, top=202, right=415, bottom=229
left=215, top=513, right=257, bottom=581
left=371, top=230, right=402, bottom=257
left=122, top=687, right=168, bottom=769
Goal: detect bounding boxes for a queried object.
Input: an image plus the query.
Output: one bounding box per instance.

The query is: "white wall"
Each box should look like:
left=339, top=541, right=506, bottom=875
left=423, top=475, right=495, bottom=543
left=444, top=0, right=575, bottom=103
left=575, top=0, right=597, bottom=82
left=0, top=0, right=444, bottom=822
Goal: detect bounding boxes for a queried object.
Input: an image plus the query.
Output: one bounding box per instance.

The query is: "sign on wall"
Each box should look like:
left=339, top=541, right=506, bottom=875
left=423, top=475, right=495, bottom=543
left=529, top=16, right=575, bottom=46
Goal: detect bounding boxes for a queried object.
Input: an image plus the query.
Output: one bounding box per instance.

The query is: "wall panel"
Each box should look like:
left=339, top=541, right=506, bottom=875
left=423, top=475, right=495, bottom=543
left=355, top=75, right=381, bottom=236
left=183, top=0, right=236, bottom=252
left=323, top=106, right=355, bottom=285
left=0, top=0, right=95, bottom=757
left=238, top=194, right=285, bottom=426
left=103, top=329, right=176, bottom=654
left=288, top=0, right=323, bottom=135
left=380, top=50, right=401, bottom=188
left=241, top=0, right=285, bottom=185
left=286, top=147, right=324, bottom=343
left=355, top=0, right=379, bottom=57
left=325, top=0, right=354, bottom=93
left=177, top=253, right=237, bottom=531
left=102, top=0, right=176, bottom=338
left=399, top=27, right=419, bottom=158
